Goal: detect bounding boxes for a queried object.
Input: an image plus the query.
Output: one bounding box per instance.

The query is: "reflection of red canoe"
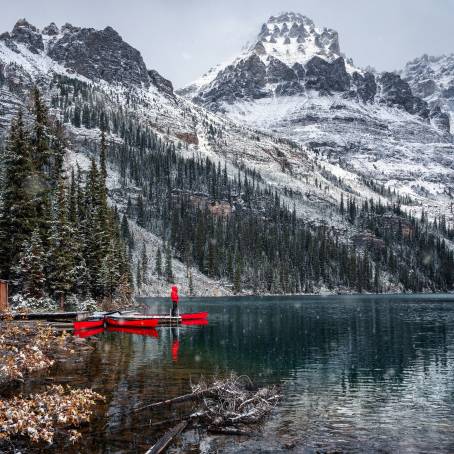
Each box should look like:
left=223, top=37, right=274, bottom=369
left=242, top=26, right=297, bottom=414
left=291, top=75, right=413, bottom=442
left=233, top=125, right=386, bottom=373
left=106, top=315, right=159, bottom=328
left=73, top=318, right=104, bottom=330
left=107, top=327, right=158, bottom=337
left=181, top=319, right=209, bottom=326
left=74, top=327, right=104, bottom=338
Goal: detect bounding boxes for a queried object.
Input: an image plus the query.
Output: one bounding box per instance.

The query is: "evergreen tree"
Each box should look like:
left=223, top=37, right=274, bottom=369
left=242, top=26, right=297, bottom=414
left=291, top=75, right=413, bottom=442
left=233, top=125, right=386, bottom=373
left=136, top=261, right=142, bottom=290
left=0, top=110, right=35, bottom=282
left=48, top=180, right=75, bottom=307
left=137, top=195, right=145, bottom=227
left=165, top=244, right=173, bottom=283
left=189, top=270, right=194, bottom=296
left=15, top=228, right=46, bottom=299
left=233, top=253, right=242, bottom=294
left=100, top=129, right=108, bottom=182
left=156, top=247, right=162, bottom=276
left=141, top=241, right=148, bottom=285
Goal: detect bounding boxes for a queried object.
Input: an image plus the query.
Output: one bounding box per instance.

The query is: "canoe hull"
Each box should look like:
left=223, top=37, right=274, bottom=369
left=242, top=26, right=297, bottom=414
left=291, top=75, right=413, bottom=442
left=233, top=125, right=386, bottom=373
left=106, top=317, right=159, bottom=328
left=181, top=311, right=208, bottom=321
left=73, top=319, right=104, bottom=330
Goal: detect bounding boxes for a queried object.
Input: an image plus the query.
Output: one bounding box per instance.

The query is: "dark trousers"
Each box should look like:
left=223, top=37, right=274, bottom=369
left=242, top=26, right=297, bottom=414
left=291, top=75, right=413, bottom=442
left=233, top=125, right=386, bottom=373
left=171, top=302, right=178, bottom=316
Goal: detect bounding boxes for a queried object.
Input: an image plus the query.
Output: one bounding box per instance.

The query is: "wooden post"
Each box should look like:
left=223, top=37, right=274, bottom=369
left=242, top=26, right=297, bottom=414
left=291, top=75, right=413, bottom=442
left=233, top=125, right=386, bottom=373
left=0, top=280, right=8, bottom=311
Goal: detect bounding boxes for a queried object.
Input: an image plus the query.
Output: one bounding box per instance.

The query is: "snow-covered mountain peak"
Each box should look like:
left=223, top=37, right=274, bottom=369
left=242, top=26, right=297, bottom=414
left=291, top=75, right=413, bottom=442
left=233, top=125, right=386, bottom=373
left=179, top=12, right=368, bottom=106
left=253, top=12, right=341, bottom=67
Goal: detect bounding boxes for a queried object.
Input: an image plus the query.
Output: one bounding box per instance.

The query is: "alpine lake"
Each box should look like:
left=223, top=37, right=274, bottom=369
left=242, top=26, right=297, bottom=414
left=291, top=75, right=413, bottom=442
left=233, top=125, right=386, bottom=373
left=30, top=294, right=454, bottom=453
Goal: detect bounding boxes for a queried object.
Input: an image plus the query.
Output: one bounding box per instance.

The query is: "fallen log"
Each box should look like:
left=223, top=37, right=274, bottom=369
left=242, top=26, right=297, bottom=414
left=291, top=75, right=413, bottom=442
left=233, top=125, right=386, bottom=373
left=134, top=385, right=222, bottom=413
left=145, top=421, right=187, bottom=454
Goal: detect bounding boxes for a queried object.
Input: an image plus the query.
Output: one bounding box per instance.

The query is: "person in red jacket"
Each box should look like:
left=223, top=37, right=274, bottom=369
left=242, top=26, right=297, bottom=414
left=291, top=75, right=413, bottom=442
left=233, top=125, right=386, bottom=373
left=170, top=286, right=179, bottom=316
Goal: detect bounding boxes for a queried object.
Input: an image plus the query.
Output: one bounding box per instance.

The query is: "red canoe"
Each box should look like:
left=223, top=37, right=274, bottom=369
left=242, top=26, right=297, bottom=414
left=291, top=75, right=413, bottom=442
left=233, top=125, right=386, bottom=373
left=107, top=327, right=159, bottom=337
left=106, top=315, right=159, bottom=328
left=73, top=318, right=105, bottom=330
left=74, top=327, right=105, bottom=338
left=181, top=319, right=208, bottom=326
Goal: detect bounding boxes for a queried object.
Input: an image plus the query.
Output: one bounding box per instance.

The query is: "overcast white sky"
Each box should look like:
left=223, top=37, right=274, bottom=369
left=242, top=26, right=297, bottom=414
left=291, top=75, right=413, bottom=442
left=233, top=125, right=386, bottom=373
left=1, top=0, right=454, bottom=87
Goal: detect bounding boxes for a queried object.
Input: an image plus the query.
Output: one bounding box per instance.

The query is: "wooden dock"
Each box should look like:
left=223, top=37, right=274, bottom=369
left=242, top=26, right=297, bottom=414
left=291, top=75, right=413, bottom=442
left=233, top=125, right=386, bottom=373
left=0, top=311, right=88, bottom=321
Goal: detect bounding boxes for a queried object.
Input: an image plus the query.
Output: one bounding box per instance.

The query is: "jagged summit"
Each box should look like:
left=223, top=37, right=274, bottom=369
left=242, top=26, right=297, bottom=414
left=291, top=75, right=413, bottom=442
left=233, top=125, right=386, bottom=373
left=181, top=13, right=379, bottom=115
left=180, top=12, right=369, bottom=107
left=182, top=11, right=450, bottom=129
left=253, top=12, right=341, bottom=66
left=0, top=19, right=171, bottom=91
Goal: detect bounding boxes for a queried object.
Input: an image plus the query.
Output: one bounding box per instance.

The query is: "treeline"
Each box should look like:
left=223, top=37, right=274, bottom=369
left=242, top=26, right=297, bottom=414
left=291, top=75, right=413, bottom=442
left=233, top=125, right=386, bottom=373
left=0, top=89, right=131, bottom=305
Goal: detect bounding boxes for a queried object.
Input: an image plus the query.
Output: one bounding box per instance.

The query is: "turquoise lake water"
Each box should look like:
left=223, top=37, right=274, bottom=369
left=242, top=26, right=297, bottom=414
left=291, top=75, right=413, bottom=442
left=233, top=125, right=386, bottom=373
left=47, top=294, right=454, bottom=453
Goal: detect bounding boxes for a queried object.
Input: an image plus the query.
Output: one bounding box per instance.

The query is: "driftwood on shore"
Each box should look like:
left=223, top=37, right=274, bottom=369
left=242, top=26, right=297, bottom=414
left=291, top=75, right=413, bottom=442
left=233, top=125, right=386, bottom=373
left=191, top=375, right=280, bottom=430
left=136, top=374, right=280, bottom=453
left=133, top=385, right=224, bottom=413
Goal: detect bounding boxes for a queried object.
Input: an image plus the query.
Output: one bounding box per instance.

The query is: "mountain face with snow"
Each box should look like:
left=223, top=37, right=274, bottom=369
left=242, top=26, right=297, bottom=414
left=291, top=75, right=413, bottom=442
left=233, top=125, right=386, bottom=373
left=402, top=54, right=454, bottom=133
left=182, top=12, right=433, bottom=120
left=0, top=19, right=160, bottom=90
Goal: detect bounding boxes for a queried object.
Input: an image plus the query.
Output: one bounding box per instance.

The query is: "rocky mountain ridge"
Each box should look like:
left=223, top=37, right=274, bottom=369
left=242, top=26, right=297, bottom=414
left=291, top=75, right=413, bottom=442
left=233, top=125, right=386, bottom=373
left=402, top=53, right=454, bottom=133
left=0, top=19, right=163, bottom=89
left=181, top=12, right=445, bottom=125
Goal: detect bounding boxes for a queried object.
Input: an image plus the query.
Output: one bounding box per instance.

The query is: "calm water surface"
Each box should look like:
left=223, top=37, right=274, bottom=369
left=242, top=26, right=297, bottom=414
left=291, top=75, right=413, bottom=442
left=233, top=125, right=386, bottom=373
left=45, top=295, right=454, bottom=452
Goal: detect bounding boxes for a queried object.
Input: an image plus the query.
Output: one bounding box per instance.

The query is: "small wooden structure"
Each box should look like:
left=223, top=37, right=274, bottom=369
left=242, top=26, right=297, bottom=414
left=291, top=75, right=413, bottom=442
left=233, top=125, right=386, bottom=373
left=0, top=280, right=8, bottom=311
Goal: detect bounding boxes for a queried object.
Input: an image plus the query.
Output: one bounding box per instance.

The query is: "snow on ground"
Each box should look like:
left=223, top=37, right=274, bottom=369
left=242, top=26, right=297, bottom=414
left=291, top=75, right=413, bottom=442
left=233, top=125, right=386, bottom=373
left=221, top=92, right=454, bottom=223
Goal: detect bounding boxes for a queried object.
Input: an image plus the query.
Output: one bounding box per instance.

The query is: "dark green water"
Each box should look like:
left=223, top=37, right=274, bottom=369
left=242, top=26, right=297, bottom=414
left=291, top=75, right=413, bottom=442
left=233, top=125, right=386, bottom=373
left=52, top=295, right=454, bottom=452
